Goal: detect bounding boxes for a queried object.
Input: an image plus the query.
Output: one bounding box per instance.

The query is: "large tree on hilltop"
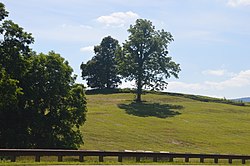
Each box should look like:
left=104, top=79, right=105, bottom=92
left=81, top=36, right=121, bottom=89
left=118, top=19, right=181, bottom=102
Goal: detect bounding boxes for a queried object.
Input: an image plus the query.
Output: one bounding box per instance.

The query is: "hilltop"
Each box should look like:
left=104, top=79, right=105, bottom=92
left=81, top=90, right=250, bottom=155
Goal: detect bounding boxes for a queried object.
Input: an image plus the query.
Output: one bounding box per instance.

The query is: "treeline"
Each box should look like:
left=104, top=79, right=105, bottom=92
left=0, top=3, right=87, bottom=149
left=81, top=19, right=180, bottom=102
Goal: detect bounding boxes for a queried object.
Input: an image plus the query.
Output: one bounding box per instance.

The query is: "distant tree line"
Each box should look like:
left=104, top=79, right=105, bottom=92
left=0, top=3, right=87, bottom=149
left=81, top=19, right=181, bottom=102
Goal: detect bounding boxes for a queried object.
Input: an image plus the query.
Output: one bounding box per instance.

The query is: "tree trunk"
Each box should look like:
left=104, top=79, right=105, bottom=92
left=136, top=69, right=143, bottom=103
left=136, top=84, right=142, bottom=102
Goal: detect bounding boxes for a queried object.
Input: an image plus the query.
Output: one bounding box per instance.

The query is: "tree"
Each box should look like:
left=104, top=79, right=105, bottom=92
left=0, top=66, right=25, bottom=148
left=0, top=2, right=87, bottom=149
left=23, top=52, right=87, bottom=149
left=0, top=2, right=34, bottom=148
left=81, top=36, right=121, bottom=89
left=119, top=19, right=181, bottom=102
left=0, top=2, right=8, bottom=21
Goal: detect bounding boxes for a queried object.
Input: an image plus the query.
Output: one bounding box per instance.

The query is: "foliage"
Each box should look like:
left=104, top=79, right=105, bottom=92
left=23, top=52, right=87, bottom=149
left=0, top=2, right=34, bottom=148
left=0, top=67, right=25, bottom=148
left=0, top=3, right=8, bottom=21
left=118, top=19, right=181, bottom=102
left=81, top=36, right=121, bottom=89
left=0, top=2, right=87, bottom=149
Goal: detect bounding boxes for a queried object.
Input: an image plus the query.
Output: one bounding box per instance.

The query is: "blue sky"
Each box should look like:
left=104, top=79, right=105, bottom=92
left=2, top=0, right=250, bottom=99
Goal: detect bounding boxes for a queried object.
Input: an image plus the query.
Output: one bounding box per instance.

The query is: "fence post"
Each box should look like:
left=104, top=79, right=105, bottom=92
left=214, top=157, right=218, bottom=164
left=99, top=155, right=104, bottom=162
left=10, top=156, right=16, bottom=162
left=118, top=155, right=122, bottom=162
left=228, top=158, right=232, bottom=164
left=35, top=155, right=40, bottom=162
left=200, top=157, right=204, bottom=163
left=169, top=157, right=174, bottom=162
left=185, top=157, right=189, bottom=162
left=153, top=156, right=157, bottom=162
left=242, top=159, right=246, bottom=164
left=136, top=156, right=140, bottom=162
left=79, top=155, right=84, bottom=162
left=58, top=155, right=63, bottom=162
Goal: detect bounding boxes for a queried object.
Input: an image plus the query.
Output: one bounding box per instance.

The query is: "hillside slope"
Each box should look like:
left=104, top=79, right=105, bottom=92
left=81, top=92, right=250, bottom=155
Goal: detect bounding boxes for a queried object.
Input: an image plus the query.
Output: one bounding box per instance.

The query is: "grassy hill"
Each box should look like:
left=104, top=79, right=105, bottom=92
left=80, top=90, right=250, bottom=155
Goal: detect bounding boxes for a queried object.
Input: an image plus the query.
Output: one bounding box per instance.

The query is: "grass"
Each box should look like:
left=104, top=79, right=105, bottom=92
left=81, top=90, right=250, bottom=155
left=1, top=90, right=249, bottom=165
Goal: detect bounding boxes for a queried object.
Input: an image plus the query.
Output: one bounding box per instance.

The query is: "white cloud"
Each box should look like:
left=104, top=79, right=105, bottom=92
left=168, top=70, right=250, bottom=91
left=80, top=46, right=94, bottom=52
left=97, top=11, right=139, bottom=27
left=227, top=0, right=250, bottom=7
left=202, top=69, right=227, bottom=76
left=205, top=70, right=250, bottom=90
left=119, top=70, right=250, bottom=95
left=168, top=81, right=206, bottom=91
left=202, top=69, right=235, bottom=77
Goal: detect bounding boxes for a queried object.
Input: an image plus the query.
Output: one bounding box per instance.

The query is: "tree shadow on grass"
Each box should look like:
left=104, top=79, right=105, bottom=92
left=118, top=102, right=183, bottom=118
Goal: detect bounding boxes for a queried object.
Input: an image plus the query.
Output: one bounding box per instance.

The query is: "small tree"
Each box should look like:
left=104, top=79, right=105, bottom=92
left=119, top=19, right=181, bottom=102
left=81, top=36, right=121, bottom=89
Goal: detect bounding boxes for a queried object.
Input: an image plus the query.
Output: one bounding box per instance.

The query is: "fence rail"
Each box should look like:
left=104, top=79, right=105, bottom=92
left=0, top=149, right=250, bottom=164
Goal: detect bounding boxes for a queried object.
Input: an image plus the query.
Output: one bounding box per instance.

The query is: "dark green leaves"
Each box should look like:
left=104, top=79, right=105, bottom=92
left=0, top=3, right=8, bottom=21
left=81, top=36, right=121, bottom=89
left=22, top=52, right=87, bottom=149
left=81, top=19, right=180, bottom=102
left=0, top=2, right=87, bottom=149
left=119, top=19, right=181, bottom=102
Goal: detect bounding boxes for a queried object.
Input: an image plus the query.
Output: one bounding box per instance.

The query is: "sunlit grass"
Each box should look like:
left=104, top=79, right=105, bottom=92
left=81, top=92, right=250, bottom=155
left=2, top=91, right=249, bottom=165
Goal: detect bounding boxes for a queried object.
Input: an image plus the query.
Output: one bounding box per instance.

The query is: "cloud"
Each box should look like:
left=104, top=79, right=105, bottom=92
left=168, top=70, right=250, bottom=91
left=80, top=46, right=94, bottom=52
left=227, top=0, right=250, bottom=7
left=202, top=69, right=226, bottom=76
left=205, top=70, right=250, bottom=90
left=202, top=69, right=235, bottom=77
left=168, top=81, right=205, bottom=91
left=97, top=11, right=139, bottom=27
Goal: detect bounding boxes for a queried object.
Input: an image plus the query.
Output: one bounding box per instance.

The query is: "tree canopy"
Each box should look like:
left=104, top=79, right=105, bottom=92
left=118, top=19, right=181, bottom=102
left=23, top=52, right=87, bottom=148
left=0, top=2, right=87, bottom=149
left=81, top=36, right=121, bottom=89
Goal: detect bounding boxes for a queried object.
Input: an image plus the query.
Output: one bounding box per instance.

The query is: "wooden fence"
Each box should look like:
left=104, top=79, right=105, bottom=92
left=0, top=149, right=250, bottom=164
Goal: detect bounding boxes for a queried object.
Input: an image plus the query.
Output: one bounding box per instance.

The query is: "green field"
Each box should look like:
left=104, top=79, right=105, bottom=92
left=81, top=91, right=250, bottom=155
